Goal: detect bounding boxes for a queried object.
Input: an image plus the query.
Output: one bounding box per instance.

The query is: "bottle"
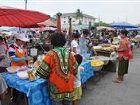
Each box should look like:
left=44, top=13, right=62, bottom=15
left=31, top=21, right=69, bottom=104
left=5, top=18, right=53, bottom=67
left=28, top=70, right=35, bottom=81
left=28, top=56, right=33, bottom=68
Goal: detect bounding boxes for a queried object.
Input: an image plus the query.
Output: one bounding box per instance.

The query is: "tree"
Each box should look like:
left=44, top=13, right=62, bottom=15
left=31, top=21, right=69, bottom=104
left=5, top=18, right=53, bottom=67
left=94, top=21, right=109, bottom=27
left=75, top=9, right=83, bottom=25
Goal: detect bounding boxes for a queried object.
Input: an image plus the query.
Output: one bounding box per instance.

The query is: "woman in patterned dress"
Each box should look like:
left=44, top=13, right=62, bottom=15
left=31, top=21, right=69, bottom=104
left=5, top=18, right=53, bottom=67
left=36, top=32, right=78, bottom=105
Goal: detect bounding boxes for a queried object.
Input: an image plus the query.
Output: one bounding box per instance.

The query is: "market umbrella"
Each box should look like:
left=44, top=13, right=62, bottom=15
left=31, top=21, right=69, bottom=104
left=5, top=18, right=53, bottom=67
left=0, top=6, right=50, bottom=28
left=38, top=19, right=56, bottom=27
left=135, top=35, right=140, bottom=38
left=126, top=27, right=140, bottom=31
left=110, top=22, right=138, bottom=29
left=97, top=26, right=115, bottom=31
left=38, top=26, right=57, bottom=32
left=23, top=24, right=46, bottom=28
left=135, top=35, right=140, bottom=41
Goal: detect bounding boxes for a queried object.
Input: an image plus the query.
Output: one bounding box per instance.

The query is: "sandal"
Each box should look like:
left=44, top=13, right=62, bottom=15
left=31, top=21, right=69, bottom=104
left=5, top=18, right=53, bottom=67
left=113, top=79, right=122, bottom=83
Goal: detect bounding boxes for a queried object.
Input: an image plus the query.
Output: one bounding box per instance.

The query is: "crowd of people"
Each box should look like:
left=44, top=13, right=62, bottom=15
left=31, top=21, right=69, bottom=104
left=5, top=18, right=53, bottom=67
left=0, top=27, right=135, bottom=105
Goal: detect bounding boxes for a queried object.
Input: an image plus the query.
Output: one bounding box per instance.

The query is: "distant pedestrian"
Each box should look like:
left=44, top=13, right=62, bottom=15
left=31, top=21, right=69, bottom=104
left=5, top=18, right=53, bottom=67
left=71, top=33, right=80, bottom=54
left=79, top=29, right=90, bottom=54
left=113, top=30, right=133, bottom=83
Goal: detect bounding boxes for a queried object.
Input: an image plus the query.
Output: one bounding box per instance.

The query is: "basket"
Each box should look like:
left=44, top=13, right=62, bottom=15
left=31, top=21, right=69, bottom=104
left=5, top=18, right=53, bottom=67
left=91, top=56, right=109, bottom=65
left=91, top=60, right=104, bottom=71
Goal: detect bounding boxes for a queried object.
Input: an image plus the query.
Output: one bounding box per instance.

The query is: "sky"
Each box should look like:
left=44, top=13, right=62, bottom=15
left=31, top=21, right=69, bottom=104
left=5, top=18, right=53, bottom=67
left=0, top=0, right=140, bottom=24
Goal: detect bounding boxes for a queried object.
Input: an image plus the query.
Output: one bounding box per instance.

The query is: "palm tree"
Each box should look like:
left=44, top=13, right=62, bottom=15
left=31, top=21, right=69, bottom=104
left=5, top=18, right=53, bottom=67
left=75, top=9, right=83, bottom=25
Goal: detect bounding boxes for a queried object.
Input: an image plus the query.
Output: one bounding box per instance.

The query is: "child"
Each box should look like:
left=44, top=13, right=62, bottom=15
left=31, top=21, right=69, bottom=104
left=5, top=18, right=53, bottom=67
left=73, top=54, right=84, bottom=105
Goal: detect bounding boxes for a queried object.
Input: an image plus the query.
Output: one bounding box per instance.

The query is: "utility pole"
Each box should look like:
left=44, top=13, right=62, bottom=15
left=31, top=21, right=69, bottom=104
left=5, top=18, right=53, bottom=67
left=24, top=0, right=27, bottom=10
left=68, top=17, right=72, bottom=37
left=68, top=16, right=72, bottom=47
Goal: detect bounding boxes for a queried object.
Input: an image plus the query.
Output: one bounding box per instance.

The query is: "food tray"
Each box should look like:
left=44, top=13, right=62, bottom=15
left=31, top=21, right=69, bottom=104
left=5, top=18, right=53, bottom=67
left=6, top=66, right=28, bottom=73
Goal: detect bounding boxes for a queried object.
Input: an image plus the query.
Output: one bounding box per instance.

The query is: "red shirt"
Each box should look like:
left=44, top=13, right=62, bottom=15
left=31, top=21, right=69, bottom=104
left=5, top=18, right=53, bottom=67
left=118, top=37, right=133, bottom=60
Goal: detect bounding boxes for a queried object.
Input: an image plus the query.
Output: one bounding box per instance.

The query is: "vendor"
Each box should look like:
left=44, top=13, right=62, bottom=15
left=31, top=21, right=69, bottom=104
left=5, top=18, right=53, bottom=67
left=8, top=33, right=30, bottom=66
left=101, top=36, right=111, bottom=44
left=8, top=33, right=30, bottom=103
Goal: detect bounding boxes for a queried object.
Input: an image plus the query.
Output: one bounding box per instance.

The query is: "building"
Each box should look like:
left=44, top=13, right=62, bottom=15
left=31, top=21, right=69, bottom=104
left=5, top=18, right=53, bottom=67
left=61, top=13, right=96, bottom=30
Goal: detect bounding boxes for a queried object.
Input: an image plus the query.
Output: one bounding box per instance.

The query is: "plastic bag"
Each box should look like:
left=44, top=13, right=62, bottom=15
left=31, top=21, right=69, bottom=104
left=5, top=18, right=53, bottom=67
left=110, top=52, right=118, bottom=62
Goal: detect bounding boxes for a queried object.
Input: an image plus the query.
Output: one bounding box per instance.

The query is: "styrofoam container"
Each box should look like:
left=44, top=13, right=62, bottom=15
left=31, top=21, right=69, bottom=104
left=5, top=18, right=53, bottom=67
left=17, top=71, right=28, bottom=79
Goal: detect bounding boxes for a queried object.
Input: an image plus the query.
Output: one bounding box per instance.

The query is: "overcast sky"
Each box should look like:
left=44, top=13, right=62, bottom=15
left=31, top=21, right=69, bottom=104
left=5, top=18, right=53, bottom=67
left=0, top=0, right=140, bottom=24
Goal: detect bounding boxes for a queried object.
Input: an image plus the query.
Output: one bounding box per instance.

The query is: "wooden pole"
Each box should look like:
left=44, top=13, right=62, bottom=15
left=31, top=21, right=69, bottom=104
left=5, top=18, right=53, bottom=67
left=56, top=13, right=62, bottom=32
left=68, top=17, right=72, bottom=47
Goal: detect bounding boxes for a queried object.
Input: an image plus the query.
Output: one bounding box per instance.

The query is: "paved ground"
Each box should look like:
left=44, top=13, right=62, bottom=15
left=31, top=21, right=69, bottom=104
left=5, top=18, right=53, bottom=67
left=2, top=48, right=140, bottom=105
left=79, top=48, right=140, bottom=105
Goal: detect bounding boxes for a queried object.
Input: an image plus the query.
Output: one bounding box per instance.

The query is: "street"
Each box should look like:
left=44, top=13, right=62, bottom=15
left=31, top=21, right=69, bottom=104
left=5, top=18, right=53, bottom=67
left=80, top=48, right=140, bottom=105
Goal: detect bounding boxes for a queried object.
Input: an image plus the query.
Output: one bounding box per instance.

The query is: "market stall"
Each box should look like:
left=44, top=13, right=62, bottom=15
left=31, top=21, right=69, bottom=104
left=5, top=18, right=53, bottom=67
left=1, top=59, right=95, bottom=105
left=92, top=44, right=118, bottom=72
left=1, top=72, right=50, bottom=105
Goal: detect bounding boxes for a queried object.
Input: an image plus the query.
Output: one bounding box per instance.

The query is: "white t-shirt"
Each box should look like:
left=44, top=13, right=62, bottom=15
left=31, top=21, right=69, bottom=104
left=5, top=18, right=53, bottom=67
left=71, top=40, right=80, bottom=54
left=74, top=66, right=84, bottom=88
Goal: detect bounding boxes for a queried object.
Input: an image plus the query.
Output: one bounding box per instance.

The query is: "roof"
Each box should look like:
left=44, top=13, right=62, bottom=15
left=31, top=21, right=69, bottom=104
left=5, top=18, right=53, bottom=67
left=62, top=13, right=96, bottom=19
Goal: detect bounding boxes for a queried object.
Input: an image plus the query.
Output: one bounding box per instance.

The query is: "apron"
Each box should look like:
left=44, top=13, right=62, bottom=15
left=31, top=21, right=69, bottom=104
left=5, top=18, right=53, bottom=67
left=11, top=46, right=27, bottom=66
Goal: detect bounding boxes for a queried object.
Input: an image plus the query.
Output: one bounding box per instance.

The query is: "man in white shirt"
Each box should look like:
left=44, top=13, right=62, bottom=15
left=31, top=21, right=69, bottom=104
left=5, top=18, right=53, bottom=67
left=71, top=33, right=80, bottom=54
